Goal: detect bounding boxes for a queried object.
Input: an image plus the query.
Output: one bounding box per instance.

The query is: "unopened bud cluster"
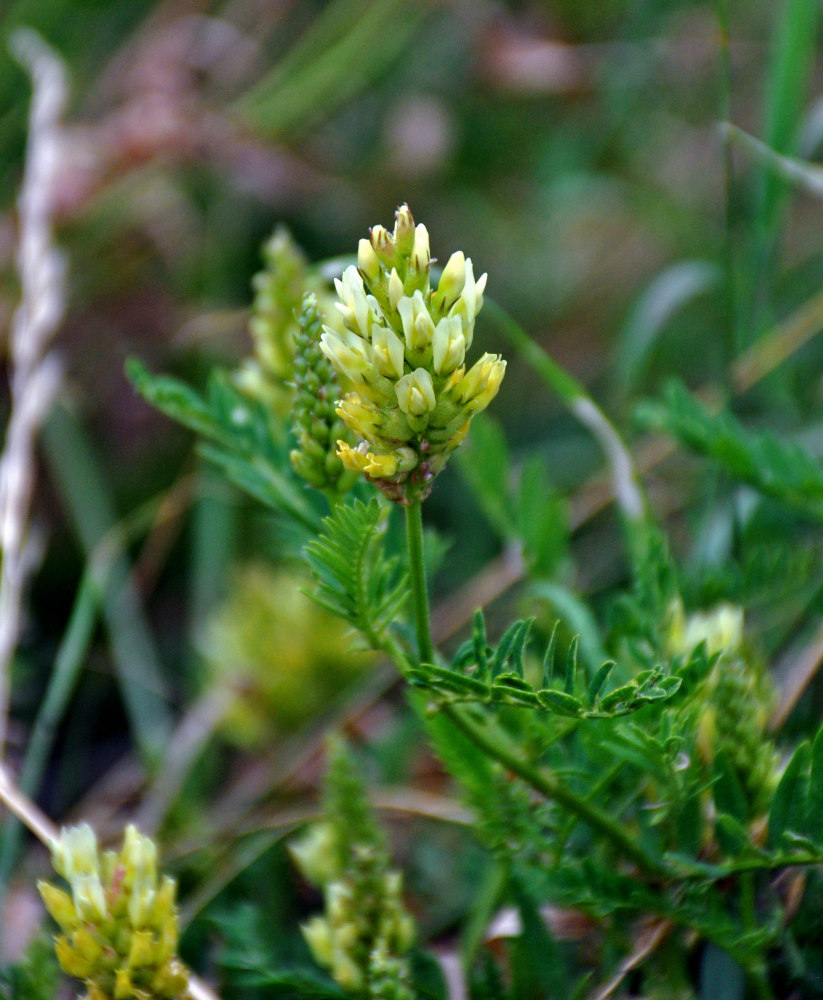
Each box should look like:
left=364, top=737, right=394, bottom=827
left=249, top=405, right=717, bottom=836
left=320, top=204, right=506, bottom=503
left=293, top=825, right=415, bottom=998
left=291, top=741, right=415, bottom=997
left=238, top=227, right=339, bottom=415
left=38, top=824, right=190, bottom=1000
left=667, top=599, right=778, bottom=815
left=290, top=293, right=359, bottom=498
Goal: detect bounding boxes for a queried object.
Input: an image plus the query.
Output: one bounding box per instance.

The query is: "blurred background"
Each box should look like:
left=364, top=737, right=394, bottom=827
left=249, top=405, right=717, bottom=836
left=1, top=0, right=822, bottom=988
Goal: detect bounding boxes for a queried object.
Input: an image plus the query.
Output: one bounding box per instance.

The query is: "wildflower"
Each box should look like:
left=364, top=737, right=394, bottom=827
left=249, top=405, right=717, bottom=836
left=38, top=824, right=189, bottom=1000
left=320, top=204, right=505, bottom=503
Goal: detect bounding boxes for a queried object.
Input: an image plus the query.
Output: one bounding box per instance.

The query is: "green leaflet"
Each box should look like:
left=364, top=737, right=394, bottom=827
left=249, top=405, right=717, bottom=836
left=303, top=498, right=408, bottom=656
left=637, top=379, right=823, bottom=519
left=769, top=741, right=811, bottom=849
left=409, top=609, right=683, bottom=719
left=127, top=359, right=321, bottom=533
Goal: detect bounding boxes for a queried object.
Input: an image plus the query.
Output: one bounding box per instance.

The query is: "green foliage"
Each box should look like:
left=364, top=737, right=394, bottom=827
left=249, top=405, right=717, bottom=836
left=636, top=379, right=823, bottom=519
left=214, top=905, right=349, bottom=998
left=127, top=358, right=321, bottom=532
left=0, top=932, right=60, bottom=1000
left=14, top=4, right=823, bottom=1000
left=303, top=498, right=409, bottom=657
left=409, top=609, right=682, bottom=718
left=457, top=414, right=570, bottom=578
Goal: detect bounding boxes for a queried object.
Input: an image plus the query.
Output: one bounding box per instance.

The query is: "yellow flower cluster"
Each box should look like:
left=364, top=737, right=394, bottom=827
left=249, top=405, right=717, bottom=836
left=320, top=204, right=506, bottom=503
left=38, top=824, right=189, bottom=1000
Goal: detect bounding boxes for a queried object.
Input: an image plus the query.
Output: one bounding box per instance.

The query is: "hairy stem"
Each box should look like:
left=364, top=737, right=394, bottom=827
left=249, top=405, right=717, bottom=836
left=442, top=703, right=667, bottom=878
left=405, top=499, right=434, bottom=665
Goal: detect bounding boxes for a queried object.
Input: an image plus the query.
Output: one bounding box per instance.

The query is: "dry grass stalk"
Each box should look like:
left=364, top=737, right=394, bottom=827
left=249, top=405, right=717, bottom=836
left=0, top=30, right=68, bottom=757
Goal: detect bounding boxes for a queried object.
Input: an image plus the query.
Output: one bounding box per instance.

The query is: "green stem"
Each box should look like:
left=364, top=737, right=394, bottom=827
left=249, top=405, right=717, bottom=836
left=442, top=702, right=667, bottom=878
left=405, top=500, right=434, bottom=665
left=0, top=568, right=100, bottom=909
left=674, top=849, right=823, bottom=879
left=485, top=299, right=646, bottom=529
left=484, top=299, right=585, bottom=408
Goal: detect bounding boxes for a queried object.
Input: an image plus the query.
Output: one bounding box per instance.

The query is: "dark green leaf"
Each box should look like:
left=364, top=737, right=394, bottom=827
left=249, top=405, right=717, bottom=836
left=715, top=813, right=751, bottom=857
left=408, top=664, right=490, bottom=697
left=542, top=621, right=559, bottom=688
left=636, top=380, right=823, bottom=518
left=410, top=947, right=450, bottom=1000
left=713, top=750, right=749, bottom=825
left=536, top=689, right=584, bottom=717
left=472, top=609, right=489, bottom=674
left=456, top=413, right=515, bottom=541
left=510, top=875, right=570, bottom=1000
left=807, top=726, right=823, bottom=843
left=516, top=458, right=569, bottom=578
left=588, top=660, right=617, bottom=705
left=699, top=944, right=745, bottom=1000
left=598, top=682, right=639, bottom=713
left=770, top=741, right=811, bottom=848
left=304, top=499, right=407, bottom=650
left=491, top=619, right=530, bottom=679
left=564, top=635, right=579, bottom=694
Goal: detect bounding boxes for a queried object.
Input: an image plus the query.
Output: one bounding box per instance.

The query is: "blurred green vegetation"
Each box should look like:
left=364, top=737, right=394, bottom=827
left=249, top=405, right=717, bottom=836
left=3, top=0, right=823, bottom=996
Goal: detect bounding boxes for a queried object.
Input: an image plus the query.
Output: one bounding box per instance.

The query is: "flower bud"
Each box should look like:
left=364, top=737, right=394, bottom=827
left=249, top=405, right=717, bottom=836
left=54, top=823, right=98, bottom=881
left=320, top=329, right=374, bottom=383
left=453, top=352, right=506, bottom=407
left=410, top=223, right=430, bottom=275
left=372, top=324, right=405, bottom=379
left=73, top=873, right=107, bottom=923
left=128, top=929, right=155, bottom=968
left=149, top=877, right=178, bottom=931
left=393, top=204, right=415, bottom=256
left=388, top=268, right=405, bottom=310
left=333, top=950, right=364, bottom=991
left=290, top=823, right=340, bottom=887
left=115, top=967, right=133, bottom=999
left=358, top=238, right=382, bottom=283
left=370, top=225, right=398, bottom=270
left=334, top=267, right=372, bottom=338
left=432, top=316, right=466, bottom=375
left=431, top=251, right=466, bottom=314
left=449, top=259, right=487, bottom=347
left=40, top=824, right=189, bottom=1000
left=323, top=207, right=504, bottom=502
left=396, top=369, right=436, bottom=417
left=397, top=291, right=434, bottom=359
left=38, top=881, right=78, bottom=932
left=55, top=937, right=93, bottom=979
left=303, top=916, right=335, bottom=966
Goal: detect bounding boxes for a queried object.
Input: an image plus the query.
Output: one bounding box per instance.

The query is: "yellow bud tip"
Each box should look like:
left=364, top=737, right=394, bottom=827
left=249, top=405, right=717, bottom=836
left=336, top=441, right=399, bottom=478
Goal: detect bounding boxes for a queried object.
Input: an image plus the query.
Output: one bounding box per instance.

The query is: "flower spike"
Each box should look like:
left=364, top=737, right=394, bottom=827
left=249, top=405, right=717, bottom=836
left=321, top=204, right=505, bottom=503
